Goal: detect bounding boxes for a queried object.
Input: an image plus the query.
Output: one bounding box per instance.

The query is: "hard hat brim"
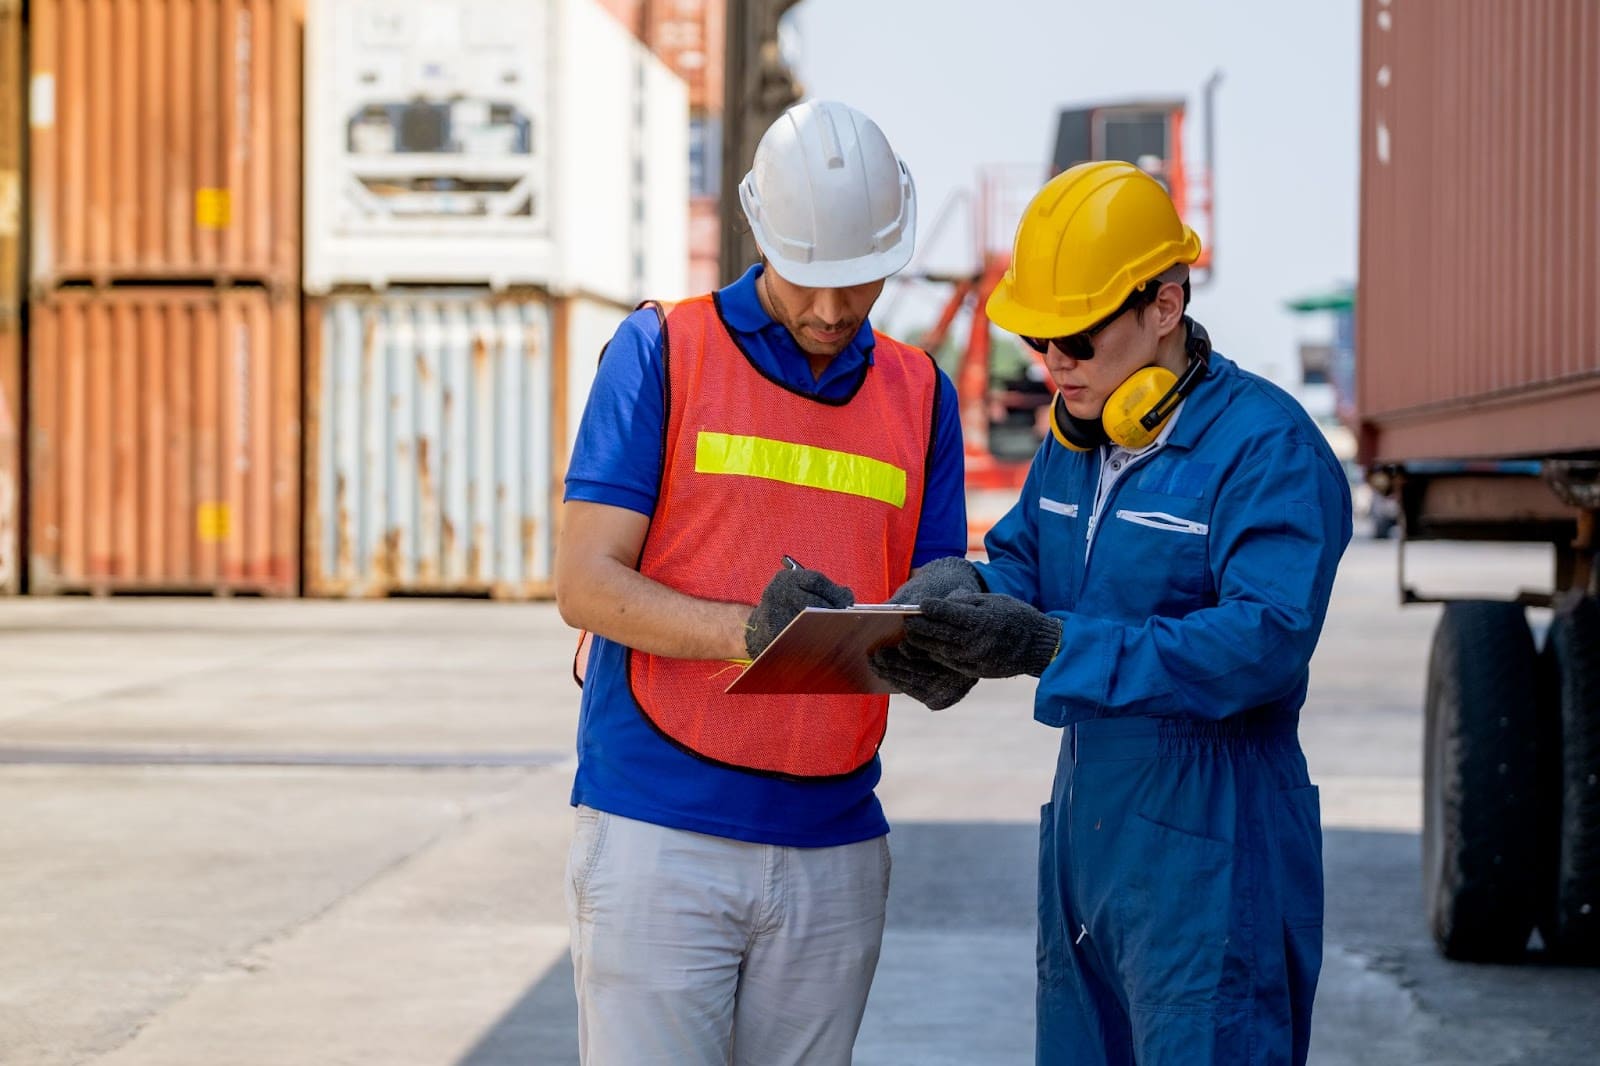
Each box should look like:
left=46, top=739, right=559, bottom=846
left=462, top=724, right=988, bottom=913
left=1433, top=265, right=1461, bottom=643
left=757, top=236, right=915, bottom=289
left=985, top=275, right=1106, bottom=338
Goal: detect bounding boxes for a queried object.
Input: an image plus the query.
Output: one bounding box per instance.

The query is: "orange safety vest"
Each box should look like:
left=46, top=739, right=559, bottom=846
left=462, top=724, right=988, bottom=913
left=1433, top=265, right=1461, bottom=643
left=628, top=294, right=938, bottom=779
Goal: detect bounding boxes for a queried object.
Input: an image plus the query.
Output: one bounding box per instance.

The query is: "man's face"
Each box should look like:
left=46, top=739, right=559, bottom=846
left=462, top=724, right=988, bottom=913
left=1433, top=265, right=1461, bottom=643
left=1040, top=283, right=1182, bottom=420
left=762, top=268, right=886, bottom=358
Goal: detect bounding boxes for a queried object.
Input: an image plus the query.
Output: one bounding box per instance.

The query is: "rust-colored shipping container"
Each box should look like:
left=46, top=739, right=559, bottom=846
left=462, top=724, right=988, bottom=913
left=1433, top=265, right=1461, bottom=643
left=595, top=0, right=724, bottom=112
left=28, top=0, right=302, bottom=288
left=1357, top=0, right=1600, bottom=972
left=648, top=0, right=724, bottom=113
left=2, top=0, right=21, bottom=592
left=1357, top=0, right=1600, bottom=463
left=0, top=319, right=18, bottom=594
left=29, top=286, right=300, bottom=594
left=2, top=0, right=20, bottom=310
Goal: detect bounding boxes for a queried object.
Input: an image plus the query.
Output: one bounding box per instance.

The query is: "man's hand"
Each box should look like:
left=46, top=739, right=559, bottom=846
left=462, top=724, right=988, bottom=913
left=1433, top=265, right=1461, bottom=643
left=887, top=556, right=983, bottom=605
left=745, top=567, right=855, bottom=658
left=903, top=592, right=1062, bottom=679
left=869, top=643, right=977, bottom=710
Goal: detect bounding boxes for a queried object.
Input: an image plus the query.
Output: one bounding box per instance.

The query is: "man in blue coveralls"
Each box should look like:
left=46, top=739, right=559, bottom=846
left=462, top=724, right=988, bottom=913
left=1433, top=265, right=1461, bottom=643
left=872, top=160, right=1353, bottom=1065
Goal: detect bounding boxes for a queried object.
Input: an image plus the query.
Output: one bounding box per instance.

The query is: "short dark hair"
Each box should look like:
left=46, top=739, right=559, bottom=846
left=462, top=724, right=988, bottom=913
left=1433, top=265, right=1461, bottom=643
left=1130, top=275, right=1192, bottom=322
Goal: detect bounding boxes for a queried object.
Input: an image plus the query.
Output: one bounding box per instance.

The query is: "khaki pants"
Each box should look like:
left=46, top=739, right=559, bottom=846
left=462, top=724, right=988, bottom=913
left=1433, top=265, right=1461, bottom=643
left=566, top=807, right=891, bottom=1066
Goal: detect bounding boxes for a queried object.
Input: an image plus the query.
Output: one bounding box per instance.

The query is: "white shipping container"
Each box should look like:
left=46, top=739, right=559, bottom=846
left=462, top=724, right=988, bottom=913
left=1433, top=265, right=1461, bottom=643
left=305, top=0, right=689, bottom=303
left=305, top=289, right=629, bottom=599
left=560, top=295, right=633, bottom=461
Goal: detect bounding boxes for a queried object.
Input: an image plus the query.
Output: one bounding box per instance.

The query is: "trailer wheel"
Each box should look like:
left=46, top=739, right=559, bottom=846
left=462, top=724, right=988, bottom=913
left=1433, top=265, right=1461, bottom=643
left=1423, top=601, right=1542, bottom=961
left=1537, top=592, right=1600, bottom=963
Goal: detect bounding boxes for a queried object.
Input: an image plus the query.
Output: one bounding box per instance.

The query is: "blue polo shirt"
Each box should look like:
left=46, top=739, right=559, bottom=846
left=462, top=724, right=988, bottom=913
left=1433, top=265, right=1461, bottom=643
left=564, top=264, right=967, bottom=846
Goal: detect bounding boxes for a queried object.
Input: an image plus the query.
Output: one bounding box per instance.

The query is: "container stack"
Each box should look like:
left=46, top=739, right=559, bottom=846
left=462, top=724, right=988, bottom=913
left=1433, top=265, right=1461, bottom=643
left=25, top=0, right=302, bottom=595
left=596, top=0, right=725, bottom=294
left=302, top=0, right=687, bottom=599
left=0, top=0, right=21, bottom=593
left=656, top=1, right=726, bottom=294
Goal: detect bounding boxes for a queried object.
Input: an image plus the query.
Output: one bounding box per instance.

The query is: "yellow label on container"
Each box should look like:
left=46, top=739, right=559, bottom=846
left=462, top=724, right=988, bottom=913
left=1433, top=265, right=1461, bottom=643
left=195, top=188, right=232, bottom=230
left=197, top=502, right=232, bottom=544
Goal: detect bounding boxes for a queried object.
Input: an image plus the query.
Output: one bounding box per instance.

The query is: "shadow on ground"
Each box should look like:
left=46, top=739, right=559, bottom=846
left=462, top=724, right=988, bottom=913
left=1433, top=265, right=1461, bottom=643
left=459, top=824, right=1600, bottom=1066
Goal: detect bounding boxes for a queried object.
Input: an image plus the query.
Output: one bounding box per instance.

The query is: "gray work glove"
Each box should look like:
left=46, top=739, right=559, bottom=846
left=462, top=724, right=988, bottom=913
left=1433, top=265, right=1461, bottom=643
left=745, top=567, right=855, bottom=658
left=903, top=592, right=1062, bottom=679
left=869, top=643, right=978, bottom=711
left=887, top=556, right=984, bottom=605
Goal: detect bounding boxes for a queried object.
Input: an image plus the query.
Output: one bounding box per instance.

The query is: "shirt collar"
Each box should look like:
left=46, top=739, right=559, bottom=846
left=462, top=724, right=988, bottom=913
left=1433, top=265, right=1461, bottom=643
left=1164, top=352, right=1234, bottom=451
left=717, top=264, right=878, bottom=360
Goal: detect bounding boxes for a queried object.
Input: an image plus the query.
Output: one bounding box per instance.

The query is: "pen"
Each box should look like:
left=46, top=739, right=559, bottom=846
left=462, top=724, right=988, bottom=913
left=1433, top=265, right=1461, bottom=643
left=782, top=555, right=802, bottom=570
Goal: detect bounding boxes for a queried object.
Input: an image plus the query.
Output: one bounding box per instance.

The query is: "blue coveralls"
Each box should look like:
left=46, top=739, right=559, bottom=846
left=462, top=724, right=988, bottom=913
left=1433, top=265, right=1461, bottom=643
left=976, top=352, right=1353, bottom=1066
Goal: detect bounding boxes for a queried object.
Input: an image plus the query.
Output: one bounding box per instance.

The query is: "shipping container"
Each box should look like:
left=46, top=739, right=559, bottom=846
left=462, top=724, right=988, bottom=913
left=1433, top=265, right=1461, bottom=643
left=1358, top=0, right=1600, bottom=463
left=29, top=286, right=300, bottom=595
left=2, top=0, right=20, bottom=311
left=28, top=0, right=302, bottom=288
left=625, top=0, right=725, bottom=113
left=688, top=196, right=719, bottom=295
left=304, top=289, right=625, bottom=599
left=304, top=0, right=688, bottom=303
left=1356, top=0, right=1600, bottom=970
left=2, top=0, right=21, bottom=593
left=0, top=319, right=18, bottom=594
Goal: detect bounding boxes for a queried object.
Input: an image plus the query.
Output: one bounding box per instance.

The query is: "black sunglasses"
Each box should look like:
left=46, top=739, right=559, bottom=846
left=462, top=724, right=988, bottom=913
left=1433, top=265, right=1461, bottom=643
left=1020, top=282, right=1160, bottom=361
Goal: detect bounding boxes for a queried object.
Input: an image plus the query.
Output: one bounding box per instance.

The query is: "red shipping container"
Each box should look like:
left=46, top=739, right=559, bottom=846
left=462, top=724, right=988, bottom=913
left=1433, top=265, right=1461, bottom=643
left=28, top=0, right=302, bottom=288
left=29, top=287, right=300, bottom=594
left=1358, top=0, right=1600, bottom=462
left=2, top=0, right=20, bottom=592
left=0, top=319, right=18, bottom=594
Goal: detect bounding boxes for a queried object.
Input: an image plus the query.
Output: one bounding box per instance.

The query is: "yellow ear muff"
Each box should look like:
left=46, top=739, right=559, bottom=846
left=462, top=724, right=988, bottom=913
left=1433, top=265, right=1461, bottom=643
left=1101, top=366, right=1178, bottom=450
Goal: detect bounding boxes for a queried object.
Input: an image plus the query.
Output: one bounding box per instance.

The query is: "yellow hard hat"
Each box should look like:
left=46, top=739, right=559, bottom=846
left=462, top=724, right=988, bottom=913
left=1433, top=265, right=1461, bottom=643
left=986, top=161, right=1202, bottom=339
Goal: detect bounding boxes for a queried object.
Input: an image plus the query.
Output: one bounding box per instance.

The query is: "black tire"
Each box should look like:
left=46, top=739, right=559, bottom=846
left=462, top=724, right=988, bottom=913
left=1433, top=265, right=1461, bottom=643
left=1537, top=592, right=1600, bottom=963
left=1423, top=601, right=1542, bottom=961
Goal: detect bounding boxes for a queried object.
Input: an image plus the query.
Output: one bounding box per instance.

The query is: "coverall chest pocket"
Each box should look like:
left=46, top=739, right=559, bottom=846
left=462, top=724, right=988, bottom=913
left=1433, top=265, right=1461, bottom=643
left=1106, top=508, right=1211, bottom=606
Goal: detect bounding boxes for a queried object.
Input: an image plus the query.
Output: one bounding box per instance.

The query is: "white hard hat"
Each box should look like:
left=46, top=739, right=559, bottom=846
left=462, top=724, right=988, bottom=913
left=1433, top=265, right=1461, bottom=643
left=739, top=100, right=917, bottom=288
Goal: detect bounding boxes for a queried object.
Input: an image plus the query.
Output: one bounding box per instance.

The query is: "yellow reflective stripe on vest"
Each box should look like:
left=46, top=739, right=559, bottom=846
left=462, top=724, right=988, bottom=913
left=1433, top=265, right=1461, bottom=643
left=694, top=431, right=908, bottom=508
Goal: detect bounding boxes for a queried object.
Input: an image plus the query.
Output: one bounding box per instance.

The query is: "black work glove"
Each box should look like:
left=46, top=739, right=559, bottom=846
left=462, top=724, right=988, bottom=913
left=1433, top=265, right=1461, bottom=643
left=745, top=567, right=855, bottom=658
left=903, top=592, right=1062, bottom=679
left=869, top=643, right=978, bottom=711
left=887, top=556, right=984, bottom=605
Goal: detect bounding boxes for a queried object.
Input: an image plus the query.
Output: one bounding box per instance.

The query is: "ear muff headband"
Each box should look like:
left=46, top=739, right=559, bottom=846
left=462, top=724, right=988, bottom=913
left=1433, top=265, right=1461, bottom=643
left=1047, top=316, right=1211, bottom=452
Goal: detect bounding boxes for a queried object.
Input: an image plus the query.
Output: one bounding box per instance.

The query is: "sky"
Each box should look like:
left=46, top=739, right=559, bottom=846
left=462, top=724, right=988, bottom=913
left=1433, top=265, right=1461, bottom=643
left=786, top=0, right=1362, bottom=386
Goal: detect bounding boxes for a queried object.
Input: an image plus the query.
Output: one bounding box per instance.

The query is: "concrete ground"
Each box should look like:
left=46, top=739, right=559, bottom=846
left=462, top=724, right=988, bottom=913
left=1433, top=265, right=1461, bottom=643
left=1, top=535, right=1598, bottom=1065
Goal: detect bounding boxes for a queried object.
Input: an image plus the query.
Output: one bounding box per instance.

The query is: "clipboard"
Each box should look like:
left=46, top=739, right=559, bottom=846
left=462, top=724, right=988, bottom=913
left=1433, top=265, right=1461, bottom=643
left=724, top=605, right=920, bottom=695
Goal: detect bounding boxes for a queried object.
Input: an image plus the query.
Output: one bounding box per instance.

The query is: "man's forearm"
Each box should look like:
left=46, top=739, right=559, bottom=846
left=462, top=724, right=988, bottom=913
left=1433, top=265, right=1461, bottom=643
left=558, top=555, right=752, bottom=661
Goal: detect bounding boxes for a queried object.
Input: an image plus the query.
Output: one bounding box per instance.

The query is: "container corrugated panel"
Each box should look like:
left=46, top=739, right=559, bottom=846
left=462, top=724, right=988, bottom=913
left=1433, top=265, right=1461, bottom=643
left=647, top=0, right=723, bottom=112
left=305, top=290, right=561, bottom=599
left=557, top=296, right=625, bottom=464
left=29, top=287, right=301, bottom=594
left=1358, top=0, right=1600, bottom=462
left=2, top=0, right=20, bottom=314
left=29, top=0, right=301, bottom=287
left=0, top=319, right=19, bottom=594
left=1, top=1, right=20, bottom=593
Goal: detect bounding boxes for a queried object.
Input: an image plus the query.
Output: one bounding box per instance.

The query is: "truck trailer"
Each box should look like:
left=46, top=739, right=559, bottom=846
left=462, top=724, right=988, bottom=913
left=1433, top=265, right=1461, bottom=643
left=1357, top=0, right=1600, bottom=963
